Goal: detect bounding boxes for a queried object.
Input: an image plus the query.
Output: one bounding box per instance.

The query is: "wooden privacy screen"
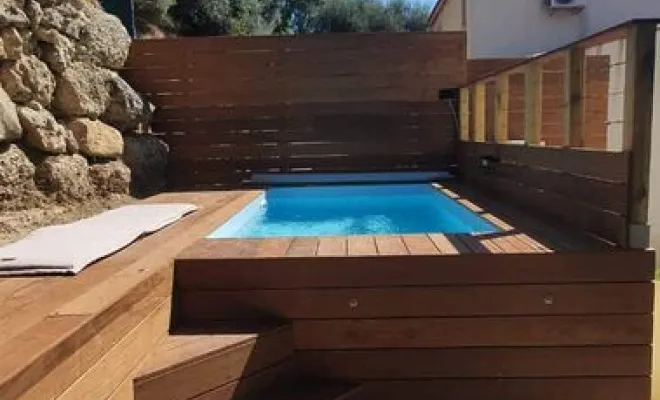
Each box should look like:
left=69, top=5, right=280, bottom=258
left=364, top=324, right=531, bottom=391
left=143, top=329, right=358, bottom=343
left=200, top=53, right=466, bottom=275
left=123, top=33, right=466, bottom=188
left=459, top=142, right=628, bottom=244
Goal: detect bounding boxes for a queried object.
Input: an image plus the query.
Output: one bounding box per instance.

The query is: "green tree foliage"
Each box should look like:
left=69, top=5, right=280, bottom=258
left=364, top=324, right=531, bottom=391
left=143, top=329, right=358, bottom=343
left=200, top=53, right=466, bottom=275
left=134, top=0, right=175, bottom=35
left=163, top=0, right=429, bottom=36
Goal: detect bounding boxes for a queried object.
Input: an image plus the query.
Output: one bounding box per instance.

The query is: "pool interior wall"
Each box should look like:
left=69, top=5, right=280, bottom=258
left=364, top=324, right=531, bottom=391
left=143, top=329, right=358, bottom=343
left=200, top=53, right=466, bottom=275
left=209, top=184, right=498, bottom=239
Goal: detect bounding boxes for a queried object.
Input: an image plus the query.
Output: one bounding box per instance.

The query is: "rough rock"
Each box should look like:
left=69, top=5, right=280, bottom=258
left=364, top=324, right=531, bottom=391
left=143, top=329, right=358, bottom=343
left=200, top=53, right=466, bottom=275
left=67, top=118, right=123, bottom=157
left=36, top=28, right=74, bottom=72
left=0, top=55, right=56, bottom=105
left=103, top=73, right=153, bottom=132
left=53, top=62, right=111, bottom=117
left=25, top=0, right=43, bottom=29
left=40, top=2, right=89, bottom=40
left=17, top=104, right=68, bottom=153
left=63, top=127, right=78, bottom=153
left=0, top=86, right=22, bottom=142
left=0, top=3, right=30, bottom=29
left=123, top=135, right=168, bottom=196
left=89, top=160, right=130, bottom=196
left=75, top=8, right=130, bottom=69
left=1, top=27, right=24, bottom=60
left=35, top=153, right=93, bottom=201
left=0, top=143, right=43, bottom=209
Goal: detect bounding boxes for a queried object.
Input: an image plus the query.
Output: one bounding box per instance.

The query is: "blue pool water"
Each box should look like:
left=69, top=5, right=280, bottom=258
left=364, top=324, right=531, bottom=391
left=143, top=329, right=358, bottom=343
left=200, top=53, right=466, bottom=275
left=209, top=184, right=498, bottom=239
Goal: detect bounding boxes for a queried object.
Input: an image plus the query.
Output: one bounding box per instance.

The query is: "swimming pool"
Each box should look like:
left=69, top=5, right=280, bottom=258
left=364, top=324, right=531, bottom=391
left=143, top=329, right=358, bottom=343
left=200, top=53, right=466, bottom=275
left=209, top=184, right=498, bottom=239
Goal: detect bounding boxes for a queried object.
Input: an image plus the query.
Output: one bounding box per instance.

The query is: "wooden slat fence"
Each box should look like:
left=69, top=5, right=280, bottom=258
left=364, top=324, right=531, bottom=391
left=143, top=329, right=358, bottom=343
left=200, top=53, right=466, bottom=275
left=123, top=33, right=467, bottom=188
left=458, top=20, right=659, bottom=247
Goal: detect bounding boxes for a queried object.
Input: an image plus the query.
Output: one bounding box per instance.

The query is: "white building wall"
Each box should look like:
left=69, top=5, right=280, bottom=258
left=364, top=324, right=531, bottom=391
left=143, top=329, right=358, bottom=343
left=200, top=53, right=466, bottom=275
left=467, top=0, right=581, bottom=58
left=466, top=0, right=660, bottom=58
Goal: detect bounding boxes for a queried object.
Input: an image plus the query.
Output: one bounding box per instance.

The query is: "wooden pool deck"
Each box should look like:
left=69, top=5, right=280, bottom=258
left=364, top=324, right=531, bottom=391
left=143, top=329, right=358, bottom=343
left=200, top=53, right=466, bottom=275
left=0, top=185, right=654, bottom=400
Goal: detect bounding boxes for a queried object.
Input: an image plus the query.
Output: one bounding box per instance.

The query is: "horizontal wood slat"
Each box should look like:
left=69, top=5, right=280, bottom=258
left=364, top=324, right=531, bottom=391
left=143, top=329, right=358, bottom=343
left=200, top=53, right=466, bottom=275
left=349, top=377, right=650, bottom=400
left=174, top=251, right=653, bottom=289
left=177, top=283, right=652, bottom=320
left=298, top=346, right=651, bottom=379
left=292, top=315, right=652, bottom=349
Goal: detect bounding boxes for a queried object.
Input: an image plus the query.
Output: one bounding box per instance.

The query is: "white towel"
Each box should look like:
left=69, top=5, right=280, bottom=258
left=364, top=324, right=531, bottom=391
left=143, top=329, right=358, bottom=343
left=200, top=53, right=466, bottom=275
left=0, top=203, right=198, bottom=276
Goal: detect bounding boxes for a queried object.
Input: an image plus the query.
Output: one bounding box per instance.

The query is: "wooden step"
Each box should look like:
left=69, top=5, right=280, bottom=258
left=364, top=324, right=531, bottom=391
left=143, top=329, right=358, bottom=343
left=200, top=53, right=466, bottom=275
left=253, top=378, right=362, bottom=400
left=133, top=321, right=294, bottom=400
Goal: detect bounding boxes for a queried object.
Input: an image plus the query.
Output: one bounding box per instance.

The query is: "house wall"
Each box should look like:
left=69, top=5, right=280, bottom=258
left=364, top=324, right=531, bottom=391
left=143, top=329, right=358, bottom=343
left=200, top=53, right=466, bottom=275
left=466, top=0, right=660, bottom=58
left=648, top=31, right=660, bottom=255
left=434, top=0, right=465, bottom=32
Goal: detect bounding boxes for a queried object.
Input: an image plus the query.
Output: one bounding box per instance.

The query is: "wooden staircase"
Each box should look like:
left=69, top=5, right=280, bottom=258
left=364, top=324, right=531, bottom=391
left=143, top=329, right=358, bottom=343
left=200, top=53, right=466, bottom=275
left=133, top=322, right=361, bottom=400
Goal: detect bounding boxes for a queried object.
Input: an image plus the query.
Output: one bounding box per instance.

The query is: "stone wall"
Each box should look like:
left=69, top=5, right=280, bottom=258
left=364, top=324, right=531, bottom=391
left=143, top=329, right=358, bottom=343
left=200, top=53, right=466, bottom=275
left=0, top=0, right=167, bottom=212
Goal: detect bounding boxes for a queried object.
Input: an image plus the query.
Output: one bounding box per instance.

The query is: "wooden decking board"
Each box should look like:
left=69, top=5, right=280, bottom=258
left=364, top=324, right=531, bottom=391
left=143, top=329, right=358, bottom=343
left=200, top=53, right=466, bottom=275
left=0, top=191, right=247, bottom=344
left=317, top=237, right=348, bottom=256
left=401, top=235, right=440, bottom=255
left=56, top=297, right=171, bottom=400
left=427, top=234, right=460, bottom=255
left=347, top=236, right=378, bottom=256
left=254, top=238, right=293, bottom=258
left=373, top=236, right=408, bottom=256
left=191, top=359, right=296, bottom=400
left=286, top=237, right=320, bottom=257
left=0, top=190, right=261, bottom=400
left=16, top=280, right=171, bottom=400
left=257, top=378, right=362, bottom=400
left=134, top=324, right=293, bottom=400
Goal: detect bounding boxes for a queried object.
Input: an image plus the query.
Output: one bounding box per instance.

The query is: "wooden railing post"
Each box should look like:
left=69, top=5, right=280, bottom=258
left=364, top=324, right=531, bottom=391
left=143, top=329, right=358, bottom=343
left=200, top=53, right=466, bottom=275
left=623, top=22, right=657, bottom=249
left=564, top=47, right=586, bottom=147
left=460, top=87, right=470, bottom=141
left=524, top=63, right=542, bottom=145
left=494, top=74, right=510, bottom=143
left=473, top=82, right=486, bottom=142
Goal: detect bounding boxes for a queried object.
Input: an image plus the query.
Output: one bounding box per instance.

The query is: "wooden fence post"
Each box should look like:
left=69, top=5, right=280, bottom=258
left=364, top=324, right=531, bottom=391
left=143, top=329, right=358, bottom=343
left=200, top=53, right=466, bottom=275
left=495, top=74, right=510, bottom=143
left=524, top=63, right=542, bottom=145
left=460, top=87, right=470, bottom=141
left=623, top=22, right=657, bottom=249
left=473, top=82, right=486, bottom=142
left=564, top=47, right=586, bottom=147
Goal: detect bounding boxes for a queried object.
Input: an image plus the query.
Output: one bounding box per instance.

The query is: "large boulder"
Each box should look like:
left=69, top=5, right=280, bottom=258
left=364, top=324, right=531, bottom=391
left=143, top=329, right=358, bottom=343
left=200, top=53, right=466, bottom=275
left=89, top=160, right=130, bottom=196
left=0, top=3, right=29, bottom=29
left=36, top=27, right=74, bottom=72
left=53, top=62, right=111, bottom=117
left=17, top=103, right=69, bottom=153
left=102, top=73, right=153, bottom=132
left=0, top=27, right=25, bottom=60
left=67, top=118, right=123, bottom=157
left=75, top=8, right=130, bottom=69
left=0, top=55, right=56, bottom=105
left=35, top=153, right=93, bottom=201
left=0, top=86, right=22, bottom=142
left=0, top=143, right=43, bottom=209
left=40, top=2, right=89, bottom=40
left=123, top=135, right=168, bottom=196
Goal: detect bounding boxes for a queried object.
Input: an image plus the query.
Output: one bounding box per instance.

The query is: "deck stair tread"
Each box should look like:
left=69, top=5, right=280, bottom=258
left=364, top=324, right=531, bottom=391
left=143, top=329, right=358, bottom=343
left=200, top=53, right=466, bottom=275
left=134, top=321, right=293, bottom=400
left=253, top=378, right=362, bottom=400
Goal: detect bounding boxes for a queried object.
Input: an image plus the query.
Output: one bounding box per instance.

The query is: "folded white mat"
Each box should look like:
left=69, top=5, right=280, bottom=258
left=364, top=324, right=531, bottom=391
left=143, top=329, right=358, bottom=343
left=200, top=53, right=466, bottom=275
left=0, top=203, right=198, bottom=276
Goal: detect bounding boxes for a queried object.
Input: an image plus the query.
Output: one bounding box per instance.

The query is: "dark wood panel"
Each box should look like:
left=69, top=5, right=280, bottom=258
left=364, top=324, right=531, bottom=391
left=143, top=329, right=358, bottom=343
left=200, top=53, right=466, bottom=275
left=346, top=377, right=650, bottom=400
left=174, top=251, right=654, bottom=289
left=461, top=142, right=628, bottom=182
left=176, top=283, right=652, bottom=320
left=298, top=346, right=651, bottom=379
left=292, top=315, right=652, bottom=350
